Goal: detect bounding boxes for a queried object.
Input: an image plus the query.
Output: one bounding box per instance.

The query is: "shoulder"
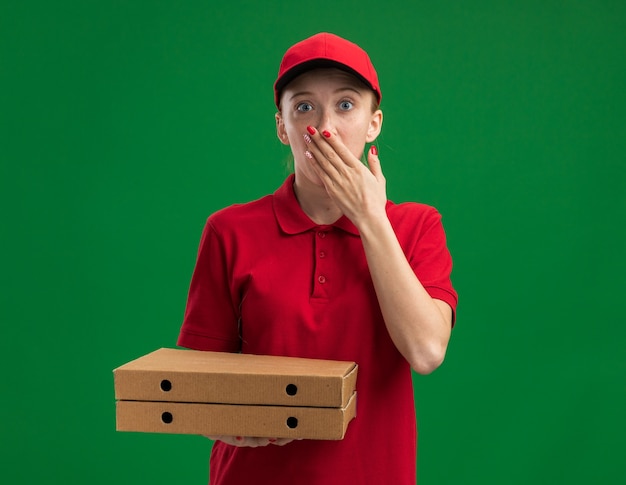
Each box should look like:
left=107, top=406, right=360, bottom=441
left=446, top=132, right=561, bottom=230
left=207, top=193, right=275, bottom=231
left=385, top=201, right=450, bottom=250
left=386, top=200, right=442, bottom=227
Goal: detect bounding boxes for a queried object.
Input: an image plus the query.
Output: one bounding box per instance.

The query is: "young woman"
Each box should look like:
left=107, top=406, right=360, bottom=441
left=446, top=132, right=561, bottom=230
left=178, top=32, right=458, bottom=484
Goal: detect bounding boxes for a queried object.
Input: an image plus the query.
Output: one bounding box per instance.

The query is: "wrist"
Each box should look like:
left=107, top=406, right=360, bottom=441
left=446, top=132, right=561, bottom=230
left=355, top=210, right=392, bottom=239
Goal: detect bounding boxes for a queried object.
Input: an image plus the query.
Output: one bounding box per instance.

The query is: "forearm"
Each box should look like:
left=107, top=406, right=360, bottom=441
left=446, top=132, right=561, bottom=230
left=358, top=214, right=452, bottom=374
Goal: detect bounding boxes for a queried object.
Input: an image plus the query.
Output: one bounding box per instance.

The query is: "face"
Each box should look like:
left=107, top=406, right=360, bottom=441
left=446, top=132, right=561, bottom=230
left=275, top=68, right=382, bottom=187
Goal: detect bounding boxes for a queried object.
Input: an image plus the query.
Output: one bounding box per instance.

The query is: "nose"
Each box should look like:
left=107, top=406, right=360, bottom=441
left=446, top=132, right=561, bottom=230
left=316, top=108, right=335, bottom=134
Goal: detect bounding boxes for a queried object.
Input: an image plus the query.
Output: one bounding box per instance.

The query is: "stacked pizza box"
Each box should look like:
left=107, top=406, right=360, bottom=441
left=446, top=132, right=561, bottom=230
left=114, top=348, right=358, bottom=440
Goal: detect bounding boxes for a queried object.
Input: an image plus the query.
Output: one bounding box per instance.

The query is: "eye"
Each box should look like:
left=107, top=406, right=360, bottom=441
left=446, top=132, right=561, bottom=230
left=339, top=100, right=354, bottom=111
left=296, top=102, right=313, bottom=112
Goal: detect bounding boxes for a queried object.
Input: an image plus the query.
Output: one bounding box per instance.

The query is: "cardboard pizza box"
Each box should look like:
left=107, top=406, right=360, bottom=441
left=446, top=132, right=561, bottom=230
left=115, top=392, right=357, bottom=440
left=114, top=348, right=358, bottom=408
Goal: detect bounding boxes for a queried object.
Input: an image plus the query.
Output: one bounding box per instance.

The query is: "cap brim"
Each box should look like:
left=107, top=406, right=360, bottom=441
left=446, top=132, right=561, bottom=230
left=275, top=59, right=378, bottom=104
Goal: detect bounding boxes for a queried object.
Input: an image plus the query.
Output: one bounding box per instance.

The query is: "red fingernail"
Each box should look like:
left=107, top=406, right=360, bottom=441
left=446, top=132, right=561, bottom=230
left=269, top=438, right=277, bottom=443
left=322, top=130, right=331, bottom=138
left=370, top=145, right=378, bottom=155
left=235, top=436, right=243, bottom=441
left=307, top=126, right=316, bottom=135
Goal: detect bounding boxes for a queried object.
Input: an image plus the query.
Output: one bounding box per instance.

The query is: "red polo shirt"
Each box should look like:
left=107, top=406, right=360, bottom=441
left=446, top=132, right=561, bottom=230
left=178, top=174, right=457, bottom=485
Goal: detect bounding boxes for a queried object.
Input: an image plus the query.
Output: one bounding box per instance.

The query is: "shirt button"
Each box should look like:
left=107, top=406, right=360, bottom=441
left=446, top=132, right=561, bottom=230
left=318, top=275, right=326, bottom=284
left=318, top=231, right=326, bottom=238
left=319, top=251, right=326, bottom=258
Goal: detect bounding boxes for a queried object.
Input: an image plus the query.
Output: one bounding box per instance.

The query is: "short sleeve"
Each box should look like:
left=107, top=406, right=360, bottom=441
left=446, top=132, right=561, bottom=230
left=401, top=206, right=458, bottom=324
left=177, top=219, right=242, bottom=352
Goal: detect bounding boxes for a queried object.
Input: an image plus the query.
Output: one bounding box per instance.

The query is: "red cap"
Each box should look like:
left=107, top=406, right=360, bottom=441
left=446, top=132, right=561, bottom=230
left=274, top=32, right=381, bottom=108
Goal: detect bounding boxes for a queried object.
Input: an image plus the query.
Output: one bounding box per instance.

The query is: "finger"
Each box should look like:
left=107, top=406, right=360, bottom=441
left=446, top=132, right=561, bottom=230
left=317, top=129, right=361, bottom=169
left=304, top=127, right=356, bottom=174
left=272, top=438, right=295, bottom=446
left=245, top=437, right=265, bottom=447
left=217, top=436, right=280, bottom=448
left=250, top=437, right=288, bottom=447
left=303, top=129, right=340, bottom=178
left=304, top=150, right=342, bottom=195
left=367, top=145, right=383, bottom=179
left=234, top=436, right=278, bottom=447
left=209, top=435, right=250, bottom=447
left=303, top=136, right=339, bottom=186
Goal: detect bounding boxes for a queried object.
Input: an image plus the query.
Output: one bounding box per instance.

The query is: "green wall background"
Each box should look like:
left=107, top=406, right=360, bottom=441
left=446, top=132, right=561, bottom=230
left=2, top=1, right=624, bottom=483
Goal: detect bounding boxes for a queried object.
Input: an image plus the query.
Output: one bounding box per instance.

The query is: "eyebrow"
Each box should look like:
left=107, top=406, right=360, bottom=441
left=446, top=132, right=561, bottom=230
left=288, top=86, right=363, bottom=102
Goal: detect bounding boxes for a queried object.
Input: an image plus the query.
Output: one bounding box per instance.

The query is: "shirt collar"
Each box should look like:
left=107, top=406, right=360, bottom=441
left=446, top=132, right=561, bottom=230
left=273, top=174, right=360, bottom=236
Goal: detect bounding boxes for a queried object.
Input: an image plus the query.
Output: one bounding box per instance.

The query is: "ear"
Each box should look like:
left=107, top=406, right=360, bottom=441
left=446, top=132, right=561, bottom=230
left=275, top=112, right=290, bottom=145
left=365, top=109, right=383, bottom=143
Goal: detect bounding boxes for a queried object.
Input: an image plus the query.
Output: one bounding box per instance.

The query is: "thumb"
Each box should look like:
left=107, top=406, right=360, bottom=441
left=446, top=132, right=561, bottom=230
left=367, top=145, right=383, bottom=179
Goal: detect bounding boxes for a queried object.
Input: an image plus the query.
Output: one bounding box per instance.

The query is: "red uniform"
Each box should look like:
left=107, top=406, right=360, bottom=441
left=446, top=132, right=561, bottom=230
left=178, top=174, right=457, bottom=484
